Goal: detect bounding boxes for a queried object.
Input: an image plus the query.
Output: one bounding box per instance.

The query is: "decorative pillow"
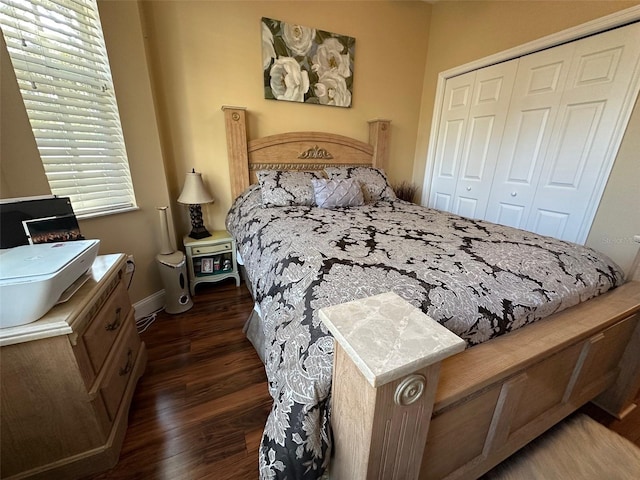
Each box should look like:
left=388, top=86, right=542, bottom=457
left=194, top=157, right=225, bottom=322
left=257, top=170, right=324, bottom=207
left=312, top=178, right=365, bottom=209
left=324, top=166, right=396, bottom=203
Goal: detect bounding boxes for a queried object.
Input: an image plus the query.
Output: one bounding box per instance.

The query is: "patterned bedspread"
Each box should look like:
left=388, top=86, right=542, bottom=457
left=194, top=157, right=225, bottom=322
left=225, top=184, right=623, bottom=480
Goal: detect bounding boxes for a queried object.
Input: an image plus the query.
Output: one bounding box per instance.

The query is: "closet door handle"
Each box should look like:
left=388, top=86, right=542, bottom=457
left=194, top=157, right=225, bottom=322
left=466, top=186, right=471, bottom=191
left=510, top=192, right=518, bottom=197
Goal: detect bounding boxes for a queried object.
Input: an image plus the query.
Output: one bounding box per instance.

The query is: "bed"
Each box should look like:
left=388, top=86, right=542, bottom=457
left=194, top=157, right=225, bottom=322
left=222, top=106, right=640, bottom=480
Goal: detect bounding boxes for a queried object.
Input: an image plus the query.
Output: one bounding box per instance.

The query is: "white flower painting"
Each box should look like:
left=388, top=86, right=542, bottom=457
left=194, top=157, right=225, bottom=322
left=262, top=17, right=355, bottom=108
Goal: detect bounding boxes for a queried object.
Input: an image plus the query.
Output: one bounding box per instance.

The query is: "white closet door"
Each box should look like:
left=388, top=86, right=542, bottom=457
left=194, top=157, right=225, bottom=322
left=428, top=71, right=475, bottom=212
left=429, top=60, right=518, bottom=216
left=484, top=42, right=574, bottom=229
left=527, top=22, right=640, bottom=242
left=430, top=22, right=640, bottom=244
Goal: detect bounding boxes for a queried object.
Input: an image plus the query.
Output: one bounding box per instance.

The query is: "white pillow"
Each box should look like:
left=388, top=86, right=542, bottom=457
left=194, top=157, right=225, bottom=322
left=312, top=178, right=364, bottom=209
left=324, top=167, right=396, bottom=203
left=257, top=170, right=324, bottom=207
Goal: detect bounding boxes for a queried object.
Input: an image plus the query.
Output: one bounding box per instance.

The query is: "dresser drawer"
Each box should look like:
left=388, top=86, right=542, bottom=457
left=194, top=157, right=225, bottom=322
left=192, top=242, right=232, bottom=255
left=83, top=281, right=132, bottom=374
left=100, top=318, right=141, bottom=421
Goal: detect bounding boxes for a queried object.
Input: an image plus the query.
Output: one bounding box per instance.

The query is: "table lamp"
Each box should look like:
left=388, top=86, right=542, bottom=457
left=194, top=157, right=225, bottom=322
left=177, top=169, right=214, bottom=239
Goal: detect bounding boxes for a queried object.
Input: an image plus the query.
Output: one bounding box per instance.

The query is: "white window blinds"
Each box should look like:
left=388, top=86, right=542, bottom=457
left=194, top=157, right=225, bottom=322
left=0, top=0, right=136, bottom=217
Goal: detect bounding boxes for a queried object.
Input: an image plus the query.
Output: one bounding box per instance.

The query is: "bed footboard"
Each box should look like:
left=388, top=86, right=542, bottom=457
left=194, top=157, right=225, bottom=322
left=319, top=292, right=466, bottom=479
left=321, top=282, right=640, bottom=480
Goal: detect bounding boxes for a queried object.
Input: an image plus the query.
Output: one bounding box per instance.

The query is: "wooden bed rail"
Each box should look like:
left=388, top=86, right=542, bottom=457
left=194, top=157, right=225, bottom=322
left=320, top=282, right=640, bottom=479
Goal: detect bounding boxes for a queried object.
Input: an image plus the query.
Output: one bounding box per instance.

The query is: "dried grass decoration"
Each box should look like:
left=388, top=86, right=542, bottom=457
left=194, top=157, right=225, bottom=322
left=392, top=181, right=418, bottom=203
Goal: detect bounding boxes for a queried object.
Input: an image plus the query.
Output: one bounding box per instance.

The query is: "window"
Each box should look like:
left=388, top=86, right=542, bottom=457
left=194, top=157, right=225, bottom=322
left=0, top=0, right=136, bottom=217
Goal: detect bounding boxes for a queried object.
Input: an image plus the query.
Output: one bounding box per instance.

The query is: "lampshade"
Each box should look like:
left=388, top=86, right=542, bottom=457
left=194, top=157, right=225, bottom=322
left=177, top=169, right=214, bottom=205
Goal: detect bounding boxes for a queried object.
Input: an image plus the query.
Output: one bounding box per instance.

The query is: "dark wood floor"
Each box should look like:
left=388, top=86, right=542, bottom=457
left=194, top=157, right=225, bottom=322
left=88, top=280, right=269, bottom=480
left=88, top=280, right=639, bottom=479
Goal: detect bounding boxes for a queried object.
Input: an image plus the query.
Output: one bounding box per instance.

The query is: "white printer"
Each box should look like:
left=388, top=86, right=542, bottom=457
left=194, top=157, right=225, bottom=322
left=0, top=239, right=100, bottom=328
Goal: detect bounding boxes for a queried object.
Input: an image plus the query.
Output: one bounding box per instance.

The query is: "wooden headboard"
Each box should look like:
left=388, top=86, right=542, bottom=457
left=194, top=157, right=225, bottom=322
left=222, top=106, right=391, bottom=199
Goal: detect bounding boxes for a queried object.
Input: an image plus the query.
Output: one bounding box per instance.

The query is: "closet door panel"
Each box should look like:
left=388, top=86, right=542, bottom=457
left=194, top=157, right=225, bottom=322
left=531, top=210, right=570, bottom=240
left=429, top=73, right=475, bottom=212
left=485, top=43, right=574, bottom=229
left=546, top=101, right=604, bottom=187
left=451, top=59, right=519, bottom=219
left=528, top=23, right=640, bottom=242
left=453, top=115, right=495, bottom=217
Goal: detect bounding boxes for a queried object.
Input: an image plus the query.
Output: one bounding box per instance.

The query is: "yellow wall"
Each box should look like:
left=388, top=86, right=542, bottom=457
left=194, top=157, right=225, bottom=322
left=587, top=95, right=640, bottom=274
left=413, top=0, right=640, bottom=274
left=139, top=0, right=432, bottom=235
left=0, top=35, right=51, bottom=198
left=1, top=1, right=638, bottom=303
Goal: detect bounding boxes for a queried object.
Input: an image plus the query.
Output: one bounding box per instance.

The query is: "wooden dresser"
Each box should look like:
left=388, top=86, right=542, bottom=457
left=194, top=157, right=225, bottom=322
left=0, top=254, right=147, bottom=479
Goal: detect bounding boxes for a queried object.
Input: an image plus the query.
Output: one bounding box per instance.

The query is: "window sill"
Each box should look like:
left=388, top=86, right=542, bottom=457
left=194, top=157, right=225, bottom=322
left=76, top=206, right=140, bottom=221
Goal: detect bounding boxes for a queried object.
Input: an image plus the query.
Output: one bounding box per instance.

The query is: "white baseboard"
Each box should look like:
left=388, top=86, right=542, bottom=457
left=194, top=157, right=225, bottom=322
left=133, top=290, right=165, bottom=320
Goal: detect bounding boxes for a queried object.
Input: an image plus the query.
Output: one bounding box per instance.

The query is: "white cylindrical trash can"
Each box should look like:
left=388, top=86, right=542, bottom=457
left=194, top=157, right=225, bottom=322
left=156, top=251, right=193, bottom=314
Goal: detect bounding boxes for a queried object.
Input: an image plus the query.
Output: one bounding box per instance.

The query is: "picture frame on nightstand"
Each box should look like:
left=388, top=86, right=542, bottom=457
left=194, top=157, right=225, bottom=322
left=201, top=258, right=214, bottom=273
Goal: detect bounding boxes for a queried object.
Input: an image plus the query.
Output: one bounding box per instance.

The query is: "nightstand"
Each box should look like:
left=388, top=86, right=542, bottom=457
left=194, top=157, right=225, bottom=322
left=183, top=231, right=240, bottom=295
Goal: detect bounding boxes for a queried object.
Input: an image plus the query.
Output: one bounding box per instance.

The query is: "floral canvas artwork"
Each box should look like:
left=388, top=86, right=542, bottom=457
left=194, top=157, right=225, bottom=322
left=262, top=17, right=355, bottom=108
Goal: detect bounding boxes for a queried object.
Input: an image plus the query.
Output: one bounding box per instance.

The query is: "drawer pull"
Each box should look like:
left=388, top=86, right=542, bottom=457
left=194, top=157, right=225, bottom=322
left=119, top=348, right=133, bottom=376
left=193, top=243, right=232, bottom=255
left=105, top=307, right=122, bottom=331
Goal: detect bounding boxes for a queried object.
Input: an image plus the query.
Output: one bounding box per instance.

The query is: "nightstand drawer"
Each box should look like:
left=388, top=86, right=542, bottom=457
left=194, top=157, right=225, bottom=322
left=193, top=242, right=232, bottom=255
left=84, top=281, right=132, bottom=374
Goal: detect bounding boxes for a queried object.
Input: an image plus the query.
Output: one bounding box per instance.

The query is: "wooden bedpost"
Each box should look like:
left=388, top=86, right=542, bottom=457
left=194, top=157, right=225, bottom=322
left=368, top=119, right=391, bottom=170
left=319, top=292, right=465, bottom=479
left=222, top=106, right=250, bottom=200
